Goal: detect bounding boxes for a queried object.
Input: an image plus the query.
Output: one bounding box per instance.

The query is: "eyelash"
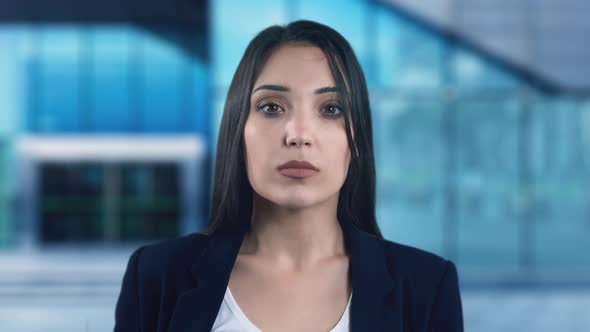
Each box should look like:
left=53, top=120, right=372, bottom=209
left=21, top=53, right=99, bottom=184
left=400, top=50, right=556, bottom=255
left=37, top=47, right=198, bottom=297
left=255, top=102, right=344, bottom=118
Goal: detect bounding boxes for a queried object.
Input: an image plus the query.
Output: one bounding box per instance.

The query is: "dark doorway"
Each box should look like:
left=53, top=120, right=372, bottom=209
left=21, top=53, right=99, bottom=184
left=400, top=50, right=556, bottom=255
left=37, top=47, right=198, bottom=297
left=39, top=161, right=180, bottom=243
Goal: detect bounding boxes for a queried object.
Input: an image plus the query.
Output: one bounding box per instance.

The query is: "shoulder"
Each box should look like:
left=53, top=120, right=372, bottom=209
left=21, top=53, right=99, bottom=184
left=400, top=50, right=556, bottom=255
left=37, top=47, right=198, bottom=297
left=381, top=240, right=449, bottom=269
left=115, top=233, right=212, bottom=330
left=379, top=239, right=463, bottom=329
left=131, top=232, right=210, bottom=279
left=379, top=238, right=459, bottom=296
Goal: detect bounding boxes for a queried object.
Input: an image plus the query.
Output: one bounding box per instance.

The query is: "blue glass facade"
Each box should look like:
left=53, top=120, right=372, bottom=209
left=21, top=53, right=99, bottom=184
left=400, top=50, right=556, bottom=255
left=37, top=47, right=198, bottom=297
left=21, top=25, right=209, bottom=134
left=210, top=0, right=590, bottom=272
left=0, top=0, right=588, bottom=272
left=0, top=24, right=210, bottom=246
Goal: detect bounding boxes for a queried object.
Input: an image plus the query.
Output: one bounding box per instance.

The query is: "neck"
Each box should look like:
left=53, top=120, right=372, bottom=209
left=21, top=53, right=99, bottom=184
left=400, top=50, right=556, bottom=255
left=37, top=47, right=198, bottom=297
left=240, top=192, right=347, bottom=271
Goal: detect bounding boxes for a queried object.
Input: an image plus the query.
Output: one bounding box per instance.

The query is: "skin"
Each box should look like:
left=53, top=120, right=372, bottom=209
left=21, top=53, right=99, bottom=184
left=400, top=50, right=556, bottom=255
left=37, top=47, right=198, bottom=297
left=227, top=43, right=353, bottom=331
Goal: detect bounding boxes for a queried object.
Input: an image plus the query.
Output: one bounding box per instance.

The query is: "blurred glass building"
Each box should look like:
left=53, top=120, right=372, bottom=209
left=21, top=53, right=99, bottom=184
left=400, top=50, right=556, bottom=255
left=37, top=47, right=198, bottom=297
left=0, top=0, right=589, bottom=331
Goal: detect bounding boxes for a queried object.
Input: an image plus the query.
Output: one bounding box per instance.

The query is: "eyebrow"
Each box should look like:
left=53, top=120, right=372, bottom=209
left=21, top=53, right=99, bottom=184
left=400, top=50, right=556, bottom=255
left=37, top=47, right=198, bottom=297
left=252, top=84, right=340, bottom=95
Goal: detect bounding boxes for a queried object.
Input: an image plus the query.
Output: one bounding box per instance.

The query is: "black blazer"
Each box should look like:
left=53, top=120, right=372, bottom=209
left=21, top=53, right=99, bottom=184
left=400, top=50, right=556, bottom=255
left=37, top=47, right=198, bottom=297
left=114, top=217, right=464, bottom=332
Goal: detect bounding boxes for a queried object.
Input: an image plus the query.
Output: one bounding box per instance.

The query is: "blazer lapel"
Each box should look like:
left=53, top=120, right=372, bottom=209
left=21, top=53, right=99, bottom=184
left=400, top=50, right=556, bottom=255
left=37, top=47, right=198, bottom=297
left=168, top=217, right=401, bottom=332
left=168, top=230, right=246, bottom=332
left=339, top=217, right=402, bottom=331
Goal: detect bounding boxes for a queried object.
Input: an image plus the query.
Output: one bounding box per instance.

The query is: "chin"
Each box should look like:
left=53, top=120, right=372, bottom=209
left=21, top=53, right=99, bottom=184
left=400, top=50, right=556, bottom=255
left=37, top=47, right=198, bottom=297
left=271, top=195, right=316, bottom=209
left=253, top=189, right=314, bottom=209
left=275, top=190, right=338, bottom=210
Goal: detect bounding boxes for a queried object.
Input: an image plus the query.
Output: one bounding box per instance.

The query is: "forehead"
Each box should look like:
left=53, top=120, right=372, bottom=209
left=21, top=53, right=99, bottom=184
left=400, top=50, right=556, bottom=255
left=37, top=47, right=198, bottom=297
left=254, top=45, right=336, bottom=92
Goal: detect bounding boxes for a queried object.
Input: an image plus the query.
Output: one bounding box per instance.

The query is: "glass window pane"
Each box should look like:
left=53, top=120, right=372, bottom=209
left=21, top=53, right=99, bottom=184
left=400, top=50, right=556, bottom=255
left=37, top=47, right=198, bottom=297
left=187, top=59, right=211, bottom=135
left=40, top=163, right=104, bottom=242
left=0, top=26, right=21, bottom=135
left=141, top=31, right=183, bottom=132
left=374, top=10, right=444, bottom=90
left=0, top=139, right=9, bottom=195
left=452, top=48, right=520, bottom=90
left=582, top=100, right=590, bottom=171
left=455, top=98, right=521, bottom=270
left=91, top=26, right=132, bottom=131
left=39, top=162, right=180, bottom=243
left=35, top=25, right=83, bottom=132
left=373, top=96, right=444, bottom=255
left=194, top=61, right=210, bottom=133
left=119, top=163, right=179, bottom=241
left=531, top=99, right=590, bottom=267
left=212, top=0, right=287, bottom=87
left=0, top=142, right=9, bottom=245
left=373, top=9, right=398, bottom=89
left=297, top=0, right=366, bottom=57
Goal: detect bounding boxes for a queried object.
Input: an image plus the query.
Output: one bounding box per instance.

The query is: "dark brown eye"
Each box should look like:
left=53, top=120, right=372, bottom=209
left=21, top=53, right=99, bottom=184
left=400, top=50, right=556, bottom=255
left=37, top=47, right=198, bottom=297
left=256, top=102, right=285, bottom=115
left=322, top=104, right=343, bottom=118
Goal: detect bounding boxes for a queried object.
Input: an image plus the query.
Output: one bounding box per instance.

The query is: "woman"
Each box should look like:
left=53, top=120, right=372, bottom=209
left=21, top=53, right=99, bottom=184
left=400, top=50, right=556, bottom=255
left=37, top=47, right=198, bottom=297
left=114, top=20, right=463, bottom=332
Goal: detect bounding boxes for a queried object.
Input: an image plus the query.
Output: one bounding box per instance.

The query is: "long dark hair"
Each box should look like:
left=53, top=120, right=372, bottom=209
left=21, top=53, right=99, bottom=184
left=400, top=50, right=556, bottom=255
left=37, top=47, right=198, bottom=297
left=204, top=20, right=382, bottom=239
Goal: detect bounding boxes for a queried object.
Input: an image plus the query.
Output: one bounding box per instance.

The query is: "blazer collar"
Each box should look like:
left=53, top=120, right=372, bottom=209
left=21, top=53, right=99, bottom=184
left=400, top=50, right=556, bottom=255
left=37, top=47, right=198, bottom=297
left=168, top=218, right=401, bottom=332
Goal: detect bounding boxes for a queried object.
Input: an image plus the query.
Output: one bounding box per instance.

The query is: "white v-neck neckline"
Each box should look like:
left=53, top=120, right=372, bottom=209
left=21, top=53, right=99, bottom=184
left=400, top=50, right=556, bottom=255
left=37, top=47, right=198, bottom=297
left=224, top=286, right=263, bottom=331
left=224, top=286, right=352, bottom=332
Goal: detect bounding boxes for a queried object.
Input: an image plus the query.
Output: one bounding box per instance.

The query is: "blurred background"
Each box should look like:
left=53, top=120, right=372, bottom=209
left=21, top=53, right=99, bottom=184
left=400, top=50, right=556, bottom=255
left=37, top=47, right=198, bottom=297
left=0, top=0, right=589, bottom=331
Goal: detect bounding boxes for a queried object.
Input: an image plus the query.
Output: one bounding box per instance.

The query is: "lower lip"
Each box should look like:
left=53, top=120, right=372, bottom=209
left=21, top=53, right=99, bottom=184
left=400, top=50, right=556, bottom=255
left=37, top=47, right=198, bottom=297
left=279, top=168, right=319, bottom=178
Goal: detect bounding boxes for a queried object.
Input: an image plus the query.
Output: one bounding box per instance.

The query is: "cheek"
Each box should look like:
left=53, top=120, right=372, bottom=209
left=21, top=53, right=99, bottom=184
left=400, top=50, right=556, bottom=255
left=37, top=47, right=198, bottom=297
left=243, top=121, right=271, bottom=180
left=326, top=129, right=352, bottom=177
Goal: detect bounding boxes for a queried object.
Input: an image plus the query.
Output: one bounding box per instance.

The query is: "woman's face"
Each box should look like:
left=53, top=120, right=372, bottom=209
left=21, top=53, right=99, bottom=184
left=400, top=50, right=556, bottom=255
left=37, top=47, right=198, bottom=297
left=243, top=44, right=352, bottom=210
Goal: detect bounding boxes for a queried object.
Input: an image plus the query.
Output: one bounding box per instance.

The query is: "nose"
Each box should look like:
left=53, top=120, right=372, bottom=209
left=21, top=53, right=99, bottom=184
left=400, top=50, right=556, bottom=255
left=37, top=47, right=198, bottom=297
left=284, top=108, right=313, bottom=147
left=286, top=134, right=311, bottom=147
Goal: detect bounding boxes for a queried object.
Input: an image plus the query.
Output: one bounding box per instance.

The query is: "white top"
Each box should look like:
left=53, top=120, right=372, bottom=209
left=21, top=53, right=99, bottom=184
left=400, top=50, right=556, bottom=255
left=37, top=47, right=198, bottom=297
left=211, top=286, right=352, bottom=332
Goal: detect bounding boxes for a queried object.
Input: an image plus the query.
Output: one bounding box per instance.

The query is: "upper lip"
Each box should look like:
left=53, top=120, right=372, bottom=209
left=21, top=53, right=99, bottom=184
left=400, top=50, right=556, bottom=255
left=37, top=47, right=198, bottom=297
left=277, top=160, right=320, bottom=171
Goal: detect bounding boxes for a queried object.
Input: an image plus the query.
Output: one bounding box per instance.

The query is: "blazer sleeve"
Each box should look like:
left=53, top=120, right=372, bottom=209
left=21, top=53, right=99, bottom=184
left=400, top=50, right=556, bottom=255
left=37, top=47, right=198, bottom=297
left=114, top=246, right=145, bottom=332
left=426, top=260, right=464, bottom=332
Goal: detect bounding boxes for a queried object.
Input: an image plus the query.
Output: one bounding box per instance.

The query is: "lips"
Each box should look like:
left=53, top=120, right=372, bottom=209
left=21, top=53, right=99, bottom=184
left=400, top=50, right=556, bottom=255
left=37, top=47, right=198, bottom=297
left=277, top=160, right=319, bottom=179
left=277, top=160, right=319, bottom=171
